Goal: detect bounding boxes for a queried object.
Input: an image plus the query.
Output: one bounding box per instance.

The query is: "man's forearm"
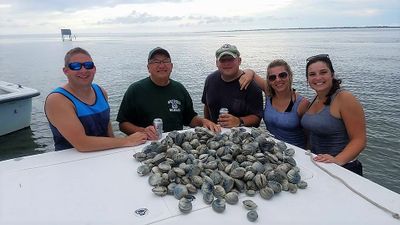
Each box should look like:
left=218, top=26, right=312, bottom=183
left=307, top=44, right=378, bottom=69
left=241, top=115, right=261, bottom=127
left=119, top=122, right=145, bottom=135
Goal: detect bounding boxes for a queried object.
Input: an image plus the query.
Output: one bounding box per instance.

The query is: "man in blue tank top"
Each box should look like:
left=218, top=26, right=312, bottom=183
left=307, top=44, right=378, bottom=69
left=45, top=47, right=147, bottom=151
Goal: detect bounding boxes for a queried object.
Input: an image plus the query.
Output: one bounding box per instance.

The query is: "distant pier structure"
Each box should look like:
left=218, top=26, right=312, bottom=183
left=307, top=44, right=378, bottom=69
left=61, top=29, right=75, bottom=41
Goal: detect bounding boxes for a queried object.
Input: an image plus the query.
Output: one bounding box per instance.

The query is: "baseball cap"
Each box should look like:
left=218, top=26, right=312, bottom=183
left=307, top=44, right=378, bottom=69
left=216, top=44, right=240, bottom=60
left=148, top=47, right=170, bottom=62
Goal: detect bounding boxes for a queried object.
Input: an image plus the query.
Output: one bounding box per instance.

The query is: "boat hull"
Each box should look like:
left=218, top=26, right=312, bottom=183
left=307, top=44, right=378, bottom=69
left=0, top=81, right=40, bottom=136
left=0, top=98, right=33, bottom=135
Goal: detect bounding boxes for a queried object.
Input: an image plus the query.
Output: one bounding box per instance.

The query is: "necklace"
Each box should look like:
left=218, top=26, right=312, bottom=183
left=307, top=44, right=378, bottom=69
left=315, top=95, right=324, bottom=104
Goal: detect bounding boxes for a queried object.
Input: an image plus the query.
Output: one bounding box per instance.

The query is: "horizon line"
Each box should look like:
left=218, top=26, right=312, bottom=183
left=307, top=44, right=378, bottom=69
left=1, top=25, right=399, bottom=36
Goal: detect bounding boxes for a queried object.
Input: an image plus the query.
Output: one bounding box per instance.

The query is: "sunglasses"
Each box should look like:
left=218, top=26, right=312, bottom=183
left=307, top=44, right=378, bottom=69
left=306, top=54, right=329, bottom=62
left=268, top=72, right=288, bottom=81
left=68, top=61, right=95, bottom=71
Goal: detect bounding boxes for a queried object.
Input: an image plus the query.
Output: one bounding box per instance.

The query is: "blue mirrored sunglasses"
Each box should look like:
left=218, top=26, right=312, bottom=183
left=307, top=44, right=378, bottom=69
left=68, top=61, right=95, bottom=70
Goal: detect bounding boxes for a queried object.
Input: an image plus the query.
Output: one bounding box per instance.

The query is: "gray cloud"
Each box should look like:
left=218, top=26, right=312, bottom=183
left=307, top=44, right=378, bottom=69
left=98, top=13, right=295, bottom=27
left=0, top=0, right=397, bottom=34
left=188, top=16, right=254, bottom=25
left=99, top=13, right=260, bottom=26
left=0, top=0, right=189, bottom=12
left=99, top=10, right=182, bottom=24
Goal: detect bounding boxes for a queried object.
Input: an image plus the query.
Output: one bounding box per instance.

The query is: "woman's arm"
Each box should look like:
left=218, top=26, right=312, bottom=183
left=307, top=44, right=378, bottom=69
left=334, top=91, right=367, bottom=165
left=314, top=91, right=367, bottom=165
left=239, top=69, right=267, bottom=93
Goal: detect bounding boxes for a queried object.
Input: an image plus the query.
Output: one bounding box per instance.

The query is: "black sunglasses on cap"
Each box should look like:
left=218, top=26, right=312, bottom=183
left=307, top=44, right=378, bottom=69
left=268, top=72, right=288, bottom=82
left=68, top=61, right=95, bottom=71
left=306, top=54, right=329, bottom=62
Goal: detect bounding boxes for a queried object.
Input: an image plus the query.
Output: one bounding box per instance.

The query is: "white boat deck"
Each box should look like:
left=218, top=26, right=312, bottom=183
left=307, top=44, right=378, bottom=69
left=0, top=132, right=399, bottom=225
left=0, top=81, right=40, bottom=104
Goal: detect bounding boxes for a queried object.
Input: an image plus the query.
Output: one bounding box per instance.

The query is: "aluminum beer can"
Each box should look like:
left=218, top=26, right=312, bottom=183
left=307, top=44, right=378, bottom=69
left=153, top=118, right=163, bottom=139
left=219, top=108, right=229, bottom=115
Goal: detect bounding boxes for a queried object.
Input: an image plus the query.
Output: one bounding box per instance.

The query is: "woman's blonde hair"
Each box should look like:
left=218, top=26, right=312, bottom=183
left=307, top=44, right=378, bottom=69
left=266, top=59, right=293, bottom=97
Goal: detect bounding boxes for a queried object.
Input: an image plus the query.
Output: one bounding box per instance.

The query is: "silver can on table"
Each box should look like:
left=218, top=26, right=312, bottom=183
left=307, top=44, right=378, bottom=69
left=219, top=108, right=229, bottom=115
left=153, top=118, right=163, bottom=139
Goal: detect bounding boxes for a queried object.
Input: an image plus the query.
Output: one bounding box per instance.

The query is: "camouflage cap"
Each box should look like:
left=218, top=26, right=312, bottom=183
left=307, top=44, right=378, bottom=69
left=215, top=44, right=240, bottom=60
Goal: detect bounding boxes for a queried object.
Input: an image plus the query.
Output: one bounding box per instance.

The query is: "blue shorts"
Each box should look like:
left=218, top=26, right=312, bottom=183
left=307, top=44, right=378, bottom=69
left=343, top=160, right=363, bottom=176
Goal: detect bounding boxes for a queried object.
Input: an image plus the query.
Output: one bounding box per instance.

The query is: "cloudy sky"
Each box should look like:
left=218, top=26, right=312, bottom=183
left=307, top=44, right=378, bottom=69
left=0, top=0, right=399, bottom=34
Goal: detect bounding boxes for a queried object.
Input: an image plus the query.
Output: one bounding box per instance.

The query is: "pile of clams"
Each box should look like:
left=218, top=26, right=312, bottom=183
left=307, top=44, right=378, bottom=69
left=134, top=127, right=308, bottom=222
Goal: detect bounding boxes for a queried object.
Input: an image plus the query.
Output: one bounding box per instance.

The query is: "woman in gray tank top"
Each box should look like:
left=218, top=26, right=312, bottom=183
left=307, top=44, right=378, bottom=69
left=240, top=60, right=309, bottom=148
left=263, top=59, right=309, bottom=149
left=301, top=54, right=366, bottom=176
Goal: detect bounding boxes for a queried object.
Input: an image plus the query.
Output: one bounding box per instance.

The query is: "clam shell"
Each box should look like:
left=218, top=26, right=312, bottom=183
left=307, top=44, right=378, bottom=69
left=152, top=186, right=168, bottom=196
left=259, top=187, right=274, bottom=200
left=178, top=197, right=192, bottom=214
left=245, top=189, right=256, bottom=197
left=213, top=185, right=226, bottom=199
left=267, top=180, right=282, bottom=193
left=284, top=156, right=297, bottom=166
left=225, top=192, right=239, bottom=205
left=204, top=161, right=218, bottom=170
left=254, top=173, right=267, bottom=189
left=137, top=165, right=151, bottom=176
left=133, top=152, right=147, bottom=162
left=172, top=167, right=186, bottom=177
left=247, top=210, right=258, bottom=222
left=152, top=152, right=166, bottom=165
left=242, top=199, right=257, bottom=210
left=191, top=175, right=203, bottom=188
left=189, top=139, right=200, bottom=148
left=186, top=183, right=198, bottom=194
left=252, top=161, right=265, bottom=173
left=158, top=161, right=171, bottom=172
left=288, top=183, right=298, bottom=193
left=287, top=169, right=301, bottom=184
left=148, top=173, right=162, bottom=186
left=210, top=171, right=223, bottom=185
left=243, top=171, right=255, bottom=181
left=234, top=179, right=246, bottom=193
left=181, top=142, right=193, bottom=151
left=203, top=192, right=214, bottom=205
left=230, top=167, right=246, bottom=179
left=174, top=184, right=188, bottom=200
left=297, top=180, right=308, bottom=189
left=172, top=153, right=188, bottom=164
left=167, top=183, right=177, bottom=195
left=221, top=174, right=235, bottom=192
left=284, top=148, right=295, bottom=157
left=201, top=180, right=214, bottom=194
left=212, top=198, right=226, bottom=213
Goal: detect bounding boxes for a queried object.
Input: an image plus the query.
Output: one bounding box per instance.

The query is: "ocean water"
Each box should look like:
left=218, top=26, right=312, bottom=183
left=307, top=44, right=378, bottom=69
left=0, top=28, right=399, bottom=194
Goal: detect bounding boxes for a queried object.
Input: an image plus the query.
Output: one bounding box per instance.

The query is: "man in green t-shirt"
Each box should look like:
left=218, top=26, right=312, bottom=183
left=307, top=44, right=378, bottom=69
left=117, top=47, right=220, bottom=140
